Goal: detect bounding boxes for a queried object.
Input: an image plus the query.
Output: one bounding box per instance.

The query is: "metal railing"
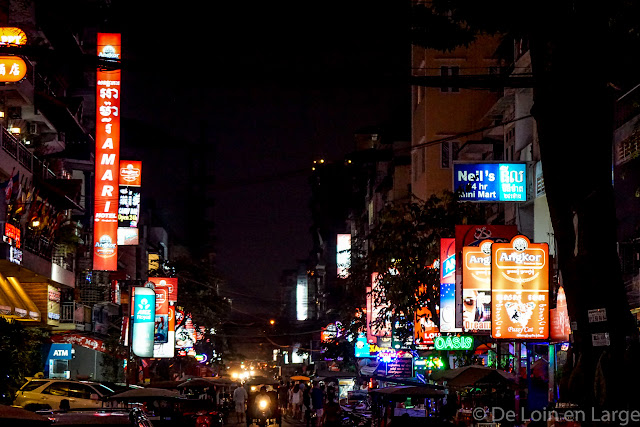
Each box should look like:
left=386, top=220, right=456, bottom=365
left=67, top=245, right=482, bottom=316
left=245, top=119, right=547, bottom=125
left=0, top=127, right=55, bottom=179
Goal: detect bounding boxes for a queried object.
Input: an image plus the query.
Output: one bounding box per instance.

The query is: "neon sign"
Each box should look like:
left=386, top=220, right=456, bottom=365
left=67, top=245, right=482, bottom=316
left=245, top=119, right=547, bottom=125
left=376, top=349, right=397, bottom=363
left=434, top=335, right=473, bottom=351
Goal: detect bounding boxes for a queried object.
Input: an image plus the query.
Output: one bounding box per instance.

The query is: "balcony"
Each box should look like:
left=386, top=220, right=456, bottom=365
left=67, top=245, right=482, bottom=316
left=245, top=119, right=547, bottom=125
left=60, top=301, right=92, bottom=331
left=0, top=127, right=55, bottom=180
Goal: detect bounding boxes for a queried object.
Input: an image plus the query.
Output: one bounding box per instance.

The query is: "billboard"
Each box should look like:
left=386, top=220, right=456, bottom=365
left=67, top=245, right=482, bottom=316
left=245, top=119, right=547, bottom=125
left=117, top=186, right=140, bottom=227
left=438, top=238, right=459, bottom=333
left=455, top=225, right=519, bottom=328
left=0, top=56, right=27, bottom=82
left=491, top=235, right=549, bottom=340
left=131, top=286, right=156, bottom=357
left=119, top=160, right=142, bottom=187
left=368, top=273, right=391, bottom=339
left=550, top=286, right=571, bottom=343
left=148, top=277, right=178, bottom=302
left=93, top=33, right=121, bottom=271
left=462, top=240, right=493, bottom=332
left=336, top=234, right=351, bottom=278
left=453, top=162, right=527, bottom=202
left=154, top=287, right=169, bottom=343
left=117, top=227, right=139, bottom=245
left=154, top=303, right=175, bottom=358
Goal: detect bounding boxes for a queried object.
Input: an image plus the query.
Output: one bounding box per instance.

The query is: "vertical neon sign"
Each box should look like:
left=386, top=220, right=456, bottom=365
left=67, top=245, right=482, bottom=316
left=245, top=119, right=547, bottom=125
left=93, top=33, right=121, bottom=270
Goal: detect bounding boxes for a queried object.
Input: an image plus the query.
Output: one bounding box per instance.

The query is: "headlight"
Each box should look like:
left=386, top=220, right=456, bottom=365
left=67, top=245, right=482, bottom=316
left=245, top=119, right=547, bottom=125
left=258, top=399, right=268, bottom=410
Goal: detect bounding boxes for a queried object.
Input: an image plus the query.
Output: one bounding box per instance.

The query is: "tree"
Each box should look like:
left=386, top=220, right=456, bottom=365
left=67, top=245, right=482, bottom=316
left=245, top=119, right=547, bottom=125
left=341, top=191, right=484, bottom=346
left=0, top=318, right=49, bottom=404
left=410, top=0, right=640, bottom=410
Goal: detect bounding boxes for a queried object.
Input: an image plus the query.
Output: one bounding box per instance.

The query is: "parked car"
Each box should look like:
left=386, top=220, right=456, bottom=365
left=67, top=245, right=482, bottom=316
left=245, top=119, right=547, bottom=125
left=14, top=378, right=115, bottom=411
left=38, top=407, right=153, bottom=426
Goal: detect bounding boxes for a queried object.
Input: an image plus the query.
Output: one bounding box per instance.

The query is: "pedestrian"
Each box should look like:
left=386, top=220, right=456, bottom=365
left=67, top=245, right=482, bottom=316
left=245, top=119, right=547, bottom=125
left=302, top=386, right=312, bottom=427
left=233, top=384, right=248, bottom=424
left=311, top=381, right=325, bottom=427
left=291, top=383, right=302, bottom=420
left=322, top=390, right=341, bottom=427
left=278, top=381, right=289, bottom=414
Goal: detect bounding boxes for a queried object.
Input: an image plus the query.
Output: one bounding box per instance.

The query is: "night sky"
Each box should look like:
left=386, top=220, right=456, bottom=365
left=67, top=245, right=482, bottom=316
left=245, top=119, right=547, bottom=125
left=114, top=1, right=411, bottom=317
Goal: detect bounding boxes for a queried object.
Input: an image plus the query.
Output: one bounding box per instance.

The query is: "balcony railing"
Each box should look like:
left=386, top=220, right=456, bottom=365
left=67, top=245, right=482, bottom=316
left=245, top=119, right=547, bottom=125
left=0, top=127, right=55, bottom=179
left=60, top=301, right=91, bottom=331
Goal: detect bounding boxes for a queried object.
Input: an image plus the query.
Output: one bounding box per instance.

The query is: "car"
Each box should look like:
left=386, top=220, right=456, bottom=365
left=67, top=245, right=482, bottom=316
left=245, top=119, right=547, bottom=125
left=13, top=378, right=115, bottom=411
left=37, top=407, right=153, bottom=426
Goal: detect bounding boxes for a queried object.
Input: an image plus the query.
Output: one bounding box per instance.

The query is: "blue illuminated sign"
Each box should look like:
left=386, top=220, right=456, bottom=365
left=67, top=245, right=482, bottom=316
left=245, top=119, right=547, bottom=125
left=354, top=333, right=371, bottom=358
left=48, top=343, right=72, bottom=360
left=453, top=163, right=526, bottom=202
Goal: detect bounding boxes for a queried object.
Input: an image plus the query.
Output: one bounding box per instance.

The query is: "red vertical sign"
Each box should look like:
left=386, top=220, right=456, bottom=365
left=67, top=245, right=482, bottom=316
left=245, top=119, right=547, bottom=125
left=94, top=33, right=121, bottom=271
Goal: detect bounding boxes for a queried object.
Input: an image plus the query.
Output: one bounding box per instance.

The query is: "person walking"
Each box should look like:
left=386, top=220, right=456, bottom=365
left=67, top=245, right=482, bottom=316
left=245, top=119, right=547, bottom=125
left=322, top=390, right=342, bottom=427
left=233, top=384, right=248, bottom=424
left=310, top=381, right=325, bottom=427
left=291, top=383, right=302, bottom=420
left=302, top=386, right=312, bottom=427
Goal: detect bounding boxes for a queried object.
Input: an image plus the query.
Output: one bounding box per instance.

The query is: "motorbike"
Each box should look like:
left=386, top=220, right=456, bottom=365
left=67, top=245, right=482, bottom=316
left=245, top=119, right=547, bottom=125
left=246, top=390, right=280, bottom=427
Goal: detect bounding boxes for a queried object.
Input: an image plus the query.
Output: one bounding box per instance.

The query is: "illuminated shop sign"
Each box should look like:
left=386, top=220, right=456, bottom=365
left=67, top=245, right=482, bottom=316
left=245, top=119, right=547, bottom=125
left=434, top=335, right=473, bottom=351
left=438, top=238, right=459, bottom=333
left=462, top=240, right=493, bottom=332
left=117, top=227, right=139, bottom=245
left=119, top=160, right=142, bottom=187
left=93, top=33, right=121, bottom=271
left=4, top=223, right=20, bottom=248
left=131, top=286, right=156, bottom=357
left=491, top=235, right=549, bottom=340
left=0, top=27, right=27, bottom=45
left=117, top=186, right=140, bottom=227
left=148, top=277, right=178, bottom=302
left=48, top=343, right=72, bottom=360
left=453, top=163, right=526, bottom=202
left=337, top=234, right=351, bottom=278
left=0, top=57, right=27, bottom=82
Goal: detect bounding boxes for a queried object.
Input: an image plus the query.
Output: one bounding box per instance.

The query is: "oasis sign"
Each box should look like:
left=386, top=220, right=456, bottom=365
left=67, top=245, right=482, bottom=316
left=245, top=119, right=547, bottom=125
left=434, top=335, right=473, bottom=351
left=453, top=163, right=526, bottom=202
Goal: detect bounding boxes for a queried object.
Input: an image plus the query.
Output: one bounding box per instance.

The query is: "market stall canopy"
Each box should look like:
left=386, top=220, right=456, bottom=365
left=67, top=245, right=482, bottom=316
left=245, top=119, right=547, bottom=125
left=290, top=375, right=310, bottom=381
left=369, top=385, right=447, bottom=400
left=104, top=387, right=181, bottom=401
left=177, top=378, right=217, bottom=389
left=430, top=365, right=516, bottom=389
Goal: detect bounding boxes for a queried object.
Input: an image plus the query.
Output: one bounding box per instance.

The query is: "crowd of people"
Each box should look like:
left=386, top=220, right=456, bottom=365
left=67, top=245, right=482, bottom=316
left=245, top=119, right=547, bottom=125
left=277, top=379, right=342, bottom=427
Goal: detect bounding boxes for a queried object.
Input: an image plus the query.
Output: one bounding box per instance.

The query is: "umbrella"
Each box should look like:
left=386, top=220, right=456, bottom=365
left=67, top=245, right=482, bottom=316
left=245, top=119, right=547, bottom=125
left=177, top=378, right=216, bottom=389
left=104, top=387, right=181, bottom=401
left=0, top=404, right=50, bottom=426
left=290, top=375, right=310, bottom=381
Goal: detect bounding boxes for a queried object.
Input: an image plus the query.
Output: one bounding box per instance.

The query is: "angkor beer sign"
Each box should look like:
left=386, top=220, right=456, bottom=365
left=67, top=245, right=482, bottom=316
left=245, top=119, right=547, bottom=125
left=93, top=33, right=121, bottom=270
left=491, top=235, right=549, bottom=340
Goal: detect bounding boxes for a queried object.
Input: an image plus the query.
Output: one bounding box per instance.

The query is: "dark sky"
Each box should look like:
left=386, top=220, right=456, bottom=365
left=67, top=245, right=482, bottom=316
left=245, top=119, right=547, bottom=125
left=114, top=1, right=411, bottom=316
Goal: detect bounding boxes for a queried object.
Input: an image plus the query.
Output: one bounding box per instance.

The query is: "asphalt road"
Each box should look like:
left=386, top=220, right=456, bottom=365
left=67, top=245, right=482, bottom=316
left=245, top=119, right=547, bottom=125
left=226, top=413, right=308, bottom=427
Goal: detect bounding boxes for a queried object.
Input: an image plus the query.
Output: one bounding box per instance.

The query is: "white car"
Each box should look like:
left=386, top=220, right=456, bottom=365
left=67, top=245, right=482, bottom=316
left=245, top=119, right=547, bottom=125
left=13, top=379, right=114, bottom=411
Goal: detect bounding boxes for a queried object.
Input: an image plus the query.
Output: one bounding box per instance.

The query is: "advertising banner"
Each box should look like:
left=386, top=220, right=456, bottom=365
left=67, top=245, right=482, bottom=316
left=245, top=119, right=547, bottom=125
left=415, top=283, right=439, bottom=348
left=93, top=33, right=121, bottom=271
left=117, top=186, right=140, bottom=228
left=491, top=235, right=549, bottom=340
left=337, top=234, right=351, bottom=278
left=455, top=225, right=519, bottom=328
left=119, top=160, right=142, bottom=187
left=550, top=287, right=571, bottom=343
left=154, top=287, right=169, bottom=344
left=148, top=277, right=178, bottom=302
left=131, top=286, right=156, bottom=357
left=453, top=162, right=527, bottom=202
left=438, top=238, right=458, bottom=332
left=153, top=303, right=175, bottom=358
left=175, top=307, right=196, bottom=349
left=462, top=240, right=493, bottom=332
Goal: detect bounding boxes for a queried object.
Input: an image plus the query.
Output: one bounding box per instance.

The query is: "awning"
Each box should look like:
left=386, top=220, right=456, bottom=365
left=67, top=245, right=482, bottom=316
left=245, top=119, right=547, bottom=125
left=0, top=273, right=40, bottom=321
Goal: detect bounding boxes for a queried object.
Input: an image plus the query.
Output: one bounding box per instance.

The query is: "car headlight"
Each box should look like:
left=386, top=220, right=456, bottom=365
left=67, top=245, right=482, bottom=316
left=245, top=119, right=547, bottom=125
left=258, top=399, right=268, bottom=410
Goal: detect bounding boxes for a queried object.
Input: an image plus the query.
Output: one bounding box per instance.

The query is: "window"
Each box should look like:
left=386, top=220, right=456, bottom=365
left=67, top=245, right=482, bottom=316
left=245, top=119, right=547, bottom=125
left=68, top=384, right=94, bottom=399
left=20, top=380, right=48, bottom=392
left=43, top=382, right=69, bottom=397
left=441, top=142, right=451, bottom=168
left=441, top=66, right=460, bottom=93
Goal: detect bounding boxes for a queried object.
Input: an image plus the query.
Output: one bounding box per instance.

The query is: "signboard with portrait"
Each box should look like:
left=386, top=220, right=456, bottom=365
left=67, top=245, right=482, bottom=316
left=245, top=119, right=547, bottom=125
left=462, top=240, right=493, bottom=332
left=439, top=238, right=458, bottom=333
left=491, top=235, right=549, bottom=340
